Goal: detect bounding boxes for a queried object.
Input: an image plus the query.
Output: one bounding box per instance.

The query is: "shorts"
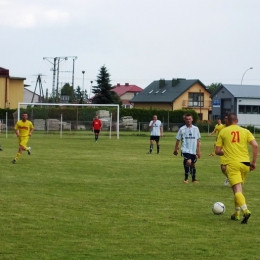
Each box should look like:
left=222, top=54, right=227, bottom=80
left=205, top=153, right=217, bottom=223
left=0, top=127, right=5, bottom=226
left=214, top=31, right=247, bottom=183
left=183, top=153, right=197, bottom=164
left=19, top=136, right=29, bottom=148
left=94, top=130, right=100, bottom=133
left=150, top=135, right=160, bottom=142
left=226, top=162, right=250, bottom=186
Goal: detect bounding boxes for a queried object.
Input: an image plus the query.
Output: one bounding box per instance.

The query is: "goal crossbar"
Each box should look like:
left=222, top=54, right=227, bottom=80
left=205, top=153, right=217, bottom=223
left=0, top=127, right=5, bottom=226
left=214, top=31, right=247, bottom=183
left=18, top=103, right=120, bottom=139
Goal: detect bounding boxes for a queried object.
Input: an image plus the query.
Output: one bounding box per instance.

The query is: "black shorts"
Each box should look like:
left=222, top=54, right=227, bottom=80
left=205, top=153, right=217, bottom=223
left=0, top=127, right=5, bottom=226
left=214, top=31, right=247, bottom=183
left=183, top=153, right=197, bottom=163
left=94, top=130, right=100, bottom=133
left=150, top=135, right=160, bottom=142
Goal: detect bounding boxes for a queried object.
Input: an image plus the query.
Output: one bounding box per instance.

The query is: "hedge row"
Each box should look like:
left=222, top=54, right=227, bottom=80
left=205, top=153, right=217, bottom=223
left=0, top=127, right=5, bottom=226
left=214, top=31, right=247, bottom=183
left=0, top=107, right=198, bottom=123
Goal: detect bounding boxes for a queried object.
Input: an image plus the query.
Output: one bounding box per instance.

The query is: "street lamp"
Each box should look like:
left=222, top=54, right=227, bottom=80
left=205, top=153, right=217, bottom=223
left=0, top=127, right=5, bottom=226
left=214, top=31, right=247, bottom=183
left=82, top=71, right=85, bottom=102
left=241, top=67, right=253, bottom=85
left=90, top=80, right=93, bottom=99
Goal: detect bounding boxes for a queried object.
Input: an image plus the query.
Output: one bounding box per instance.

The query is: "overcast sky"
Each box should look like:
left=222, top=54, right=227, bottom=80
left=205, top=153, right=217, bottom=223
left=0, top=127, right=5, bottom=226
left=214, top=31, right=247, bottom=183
left=1, top=0, right=259, bottom=96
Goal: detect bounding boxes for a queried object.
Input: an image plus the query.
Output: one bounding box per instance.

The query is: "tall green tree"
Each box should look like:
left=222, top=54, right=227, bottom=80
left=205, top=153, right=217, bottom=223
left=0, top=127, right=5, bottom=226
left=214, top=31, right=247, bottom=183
left=92, top=65, right=121, bottom=104
left=207, top=82, right=222, bottom=94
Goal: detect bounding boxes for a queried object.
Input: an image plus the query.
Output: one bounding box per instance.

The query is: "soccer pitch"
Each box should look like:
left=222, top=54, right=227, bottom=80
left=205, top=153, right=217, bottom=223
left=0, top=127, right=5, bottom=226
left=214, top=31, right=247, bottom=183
left=1, top=132, right=260, bottom=260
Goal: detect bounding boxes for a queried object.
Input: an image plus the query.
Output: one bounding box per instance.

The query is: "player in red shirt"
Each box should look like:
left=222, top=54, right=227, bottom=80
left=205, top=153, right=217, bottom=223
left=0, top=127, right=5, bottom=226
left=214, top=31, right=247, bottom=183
left=92, top=115, right=103, bottom=142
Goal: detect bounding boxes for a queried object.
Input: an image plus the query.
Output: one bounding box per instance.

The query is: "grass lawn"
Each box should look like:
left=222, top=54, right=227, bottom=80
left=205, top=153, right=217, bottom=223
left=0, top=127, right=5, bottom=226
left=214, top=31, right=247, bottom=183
left=1, top=131, right=260, bottom=260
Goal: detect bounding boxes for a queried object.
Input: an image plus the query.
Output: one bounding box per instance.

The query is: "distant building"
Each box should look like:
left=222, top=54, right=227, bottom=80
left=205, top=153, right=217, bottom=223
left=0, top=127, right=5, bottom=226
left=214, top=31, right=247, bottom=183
left=130, top=78, right=212, bottom=120
left=0, top=67, right=26, bottom=109
left=111, top=83, right=143, bottom=108
left=210, top=84, right=260, bottom=125
left=24, top=87, right=42, bottom=103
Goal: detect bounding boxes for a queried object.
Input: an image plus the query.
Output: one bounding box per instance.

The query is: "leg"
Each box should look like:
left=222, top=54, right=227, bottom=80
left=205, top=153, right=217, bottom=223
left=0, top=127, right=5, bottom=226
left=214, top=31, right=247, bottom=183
left=221, top=164, right=229, bottom=186
left=156, top=140, right=160, bottom=154
left=184, top=158, right=191, bottom=183
left=190, top=162, right=198, bottom=183
left=149, top=139, right=154, bottom=153
left=228, top=163, right=251, bottom=224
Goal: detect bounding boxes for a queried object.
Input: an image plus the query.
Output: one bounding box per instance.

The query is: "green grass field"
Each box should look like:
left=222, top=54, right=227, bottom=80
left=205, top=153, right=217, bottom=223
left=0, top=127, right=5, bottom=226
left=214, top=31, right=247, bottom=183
left=1, top=131, right=260, bottom=260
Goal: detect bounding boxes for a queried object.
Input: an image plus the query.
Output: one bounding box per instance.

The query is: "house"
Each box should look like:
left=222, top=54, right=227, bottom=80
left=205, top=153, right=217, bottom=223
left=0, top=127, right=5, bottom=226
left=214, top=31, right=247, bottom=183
left=130, top=78, right=212, bottom=120
left=24, top=87, right=42, bottom=103
left=0, top=67, right=26, bottom=109
left=210, top=84, right=260, bottom=125
left=111, top=83, right=143, bottom=108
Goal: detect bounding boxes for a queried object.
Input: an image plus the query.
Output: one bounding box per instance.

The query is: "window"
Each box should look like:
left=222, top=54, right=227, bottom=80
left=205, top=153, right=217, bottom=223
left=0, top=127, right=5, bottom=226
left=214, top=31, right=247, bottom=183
left=161, top=90, right=166, bottom=94
left=239, top=105, right=260, bottom=114
left=188, top=92, right=204, bottom=107
left=149, top=90, right=153, bottom=94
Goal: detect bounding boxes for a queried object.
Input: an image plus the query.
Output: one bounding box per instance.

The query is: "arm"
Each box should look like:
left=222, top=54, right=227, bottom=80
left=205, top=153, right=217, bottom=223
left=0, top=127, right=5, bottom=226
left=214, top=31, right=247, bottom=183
left=149, top=120, right=155, bottom=130
left=29, top=127, right=34, bottom=136
left=215, top=146, right=224, bottom=156
left=160, top=126, right=163, bottom=137
left=250, top=139, right=258, bottom=171
left=209, top=130, right=215, bottom=136
left=196, top=139, right=201, bottom=158
left=14, top=129, right=20, bottom=137
left=173, top=140, right=180, bottom=155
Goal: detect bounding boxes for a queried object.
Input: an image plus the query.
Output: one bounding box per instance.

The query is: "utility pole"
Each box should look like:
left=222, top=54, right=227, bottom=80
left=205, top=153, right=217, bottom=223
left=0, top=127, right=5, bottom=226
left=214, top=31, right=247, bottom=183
left=43, top=56, right=77, bottom=102
left=72, top=57, right=77, bottom=89
left=31, top=74, right=45, bottom=103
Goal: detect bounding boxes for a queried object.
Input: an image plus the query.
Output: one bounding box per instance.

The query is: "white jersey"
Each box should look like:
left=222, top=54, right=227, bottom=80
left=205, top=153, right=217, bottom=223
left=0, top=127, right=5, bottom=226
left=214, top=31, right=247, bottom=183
left=176, top=125, right=201, bottom=155
left=149, top=120, right=162, bottom=136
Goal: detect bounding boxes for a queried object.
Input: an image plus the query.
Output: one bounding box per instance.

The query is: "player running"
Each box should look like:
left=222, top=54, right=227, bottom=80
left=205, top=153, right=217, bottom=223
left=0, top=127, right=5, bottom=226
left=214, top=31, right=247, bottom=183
left=12, top=113, right=34, bottom=164
left=215, top=113, right=258, bottom=224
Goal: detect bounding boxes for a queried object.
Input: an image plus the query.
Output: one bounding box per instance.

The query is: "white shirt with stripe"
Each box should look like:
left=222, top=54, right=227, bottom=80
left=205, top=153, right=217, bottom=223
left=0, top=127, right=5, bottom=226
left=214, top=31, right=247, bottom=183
left=176, top=125, right=201, bottom=155
left=149, top=120, right=162, bottom=136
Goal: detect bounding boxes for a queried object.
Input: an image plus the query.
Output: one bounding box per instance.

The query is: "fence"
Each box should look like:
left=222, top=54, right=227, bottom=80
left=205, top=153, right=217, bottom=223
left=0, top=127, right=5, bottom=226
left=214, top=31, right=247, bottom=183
left=1, top=118, right=260, bottom=137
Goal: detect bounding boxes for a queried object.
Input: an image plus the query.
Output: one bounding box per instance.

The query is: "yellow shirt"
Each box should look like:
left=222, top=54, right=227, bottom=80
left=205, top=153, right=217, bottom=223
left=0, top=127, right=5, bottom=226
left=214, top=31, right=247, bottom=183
left=216, top=125, right=255, bottom=164
left=14, top=120, right=34, bottom=137
left=214, top=123, right=225, bottom=138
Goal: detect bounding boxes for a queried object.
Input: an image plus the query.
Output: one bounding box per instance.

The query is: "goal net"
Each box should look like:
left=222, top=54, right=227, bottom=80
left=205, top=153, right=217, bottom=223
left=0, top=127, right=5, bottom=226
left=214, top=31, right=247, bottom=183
left=16, top=103, right=120, bottom=139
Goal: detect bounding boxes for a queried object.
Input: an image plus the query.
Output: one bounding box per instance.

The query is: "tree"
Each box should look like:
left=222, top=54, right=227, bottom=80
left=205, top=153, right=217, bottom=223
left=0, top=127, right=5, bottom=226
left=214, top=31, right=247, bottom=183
left=207, top=82, right=222, bottom=94
left=61, top=83, right=74, bottom=103
left=74, top=86, right=83, bottom=103
left=92, top=65, right=121, bottom=104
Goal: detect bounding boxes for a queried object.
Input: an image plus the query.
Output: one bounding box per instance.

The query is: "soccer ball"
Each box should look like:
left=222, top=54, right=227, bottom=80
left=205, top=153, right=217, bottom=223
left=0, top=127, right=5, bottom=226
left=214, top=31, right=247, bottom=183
left=212, top=202, right=225, bottom=215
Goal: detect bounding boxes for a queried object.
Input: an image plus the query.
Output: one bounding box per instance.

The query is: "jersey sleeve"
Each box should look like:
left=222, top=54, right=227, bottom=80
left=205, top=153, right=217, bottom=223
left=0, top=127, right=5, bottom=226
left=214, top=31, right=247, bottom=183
left=176, top=128, right=182, bottom=140
left=215, top=132, right=223, bottom=147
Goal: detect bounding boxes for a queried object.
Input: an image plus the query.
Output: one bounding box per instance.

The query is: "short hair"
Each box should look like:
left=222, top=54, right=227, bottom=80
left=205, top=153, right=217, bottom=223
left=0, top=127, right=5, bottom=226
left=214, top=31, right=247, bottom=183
left=185, top=113, right=192, bottom=118
left=227, top=112, right=237, bottom=123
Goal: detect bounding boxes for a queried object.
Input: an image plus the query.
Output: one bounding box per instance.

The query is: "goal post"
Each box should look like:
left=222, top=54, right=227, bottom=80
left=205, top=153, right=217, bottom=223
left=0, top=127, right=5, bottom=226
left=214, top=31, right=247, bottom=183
left=17, top=103, right=120, bottom=139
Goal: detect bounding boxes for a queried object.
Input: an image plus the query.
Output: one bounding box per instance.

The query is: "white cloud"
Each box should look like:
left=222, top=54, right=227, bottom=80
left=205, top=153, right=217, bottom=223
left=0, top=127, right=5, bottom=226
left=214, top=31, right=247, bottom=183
left=0, top=1, right=70, bottom=28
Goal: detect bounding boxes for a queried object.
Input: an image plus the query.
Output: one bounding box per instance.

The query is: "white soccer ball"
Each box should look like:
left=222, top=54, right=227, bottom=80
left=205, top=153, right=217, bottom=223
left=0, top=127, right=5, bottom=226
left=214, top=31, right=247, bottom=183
left=212, top=202, right=225, bottom=215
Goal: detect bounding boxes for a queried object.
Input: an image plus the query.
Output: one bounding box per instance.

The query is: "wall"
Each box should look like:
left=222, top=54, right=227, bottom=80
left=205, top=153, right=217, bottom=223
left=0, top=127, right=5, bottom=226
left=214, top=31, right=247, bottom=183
left=211, top=86, right=234, bottom=119
left=8, top=79, right=24, bottom=109
left=0, top=77, right=7, bottom=108
left=237, top=98, right=260, bottom=125
left=24, top=88, right=40, bottom=103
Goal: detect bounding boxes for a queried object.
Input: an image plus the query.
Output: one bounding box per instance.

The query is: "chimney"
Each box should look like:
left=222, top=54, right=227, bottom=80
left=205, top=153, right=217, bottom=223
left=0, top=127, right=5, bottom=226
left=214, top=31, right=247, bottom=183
left=172, top=78, right=180, bottom=87
left=159, top=79, right=166, bottom=88
left=117, top=83, right=120, bottom=86
left=125, top=83, right=129, bottom=86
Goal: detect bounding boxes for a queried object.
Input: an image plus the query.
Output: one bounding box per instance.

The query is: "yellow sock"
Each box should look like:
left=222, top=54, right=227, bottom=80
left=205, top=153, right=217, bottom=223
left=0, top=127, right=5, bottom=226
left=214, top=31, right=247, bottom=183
left=234, top=192, right=248, bottom=214
left=15, top=153, right=21, bottom=161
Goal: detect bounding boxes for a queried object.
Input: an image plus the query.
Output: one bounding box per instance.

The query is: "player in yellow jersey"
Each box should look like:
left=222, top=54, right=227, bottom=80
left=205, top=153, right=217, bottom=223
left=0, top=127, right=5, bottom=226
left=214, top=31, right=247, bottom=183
left=215, top=113, right=258, bottom=224
left=208, top=118, right=225, bottom=156
left=12, top=113, right=34, bottom=164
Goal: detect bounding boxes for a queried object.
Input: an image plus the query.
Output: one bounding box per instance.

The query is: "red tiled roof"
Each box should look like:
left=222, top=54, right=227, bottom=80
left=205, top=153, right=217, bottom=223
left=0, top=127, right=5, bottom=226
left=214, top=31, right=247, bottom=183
left=111, top=84, right=143, bottom=97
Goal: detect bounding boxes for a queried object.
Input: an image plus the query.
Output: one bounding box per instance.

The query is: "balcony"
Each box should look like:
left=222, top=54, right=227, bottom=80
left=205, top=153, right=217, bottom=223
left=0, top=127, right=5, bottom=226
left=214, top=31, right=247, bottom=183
left=182, top=100, right=212, bottom=108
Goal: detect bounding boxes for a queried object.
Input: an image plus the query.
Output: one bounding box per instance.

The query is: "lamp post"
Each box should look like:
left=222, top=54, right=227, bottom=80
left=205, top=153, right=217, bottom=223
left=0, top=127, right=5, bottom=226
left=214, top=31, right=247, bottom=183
left=82, top=71, right=85, bottom=102
left=241, top=67, right=253, bottom=85
left=90, top=80, right=93, bottom=99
